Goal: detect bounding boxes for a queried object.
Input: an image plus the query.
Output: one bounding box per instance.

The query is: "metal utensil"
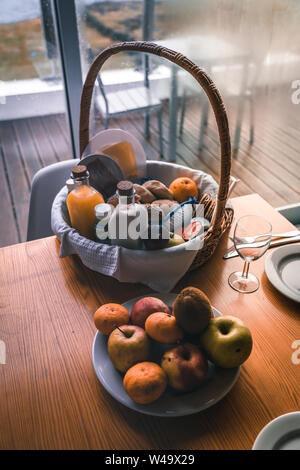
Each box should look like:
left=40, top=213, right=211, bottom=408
left=229, top=230, right=299, bottom=245
left=223, top=235, right=300, bottom=260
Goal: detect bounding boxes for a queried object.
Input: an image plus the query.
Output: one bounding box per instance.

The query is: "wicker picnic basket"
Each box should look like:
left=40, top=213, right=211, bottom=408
left=79, top=41, right=233, bottom=271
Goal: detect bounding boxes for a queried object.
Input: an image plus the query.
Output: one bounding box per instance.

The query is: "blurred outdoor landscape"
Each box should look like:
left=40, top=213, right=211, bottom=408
left=0, top=1, right=170, bottom=80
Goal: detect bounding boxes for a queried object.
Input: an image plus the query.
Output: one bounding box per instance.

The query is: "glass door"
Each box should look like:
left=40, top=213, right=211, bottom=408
left=1, top=0, right=300, bottom=249
left=74, top=0, right=300, bottom=212
left=0, top=0, right=71, bottom=246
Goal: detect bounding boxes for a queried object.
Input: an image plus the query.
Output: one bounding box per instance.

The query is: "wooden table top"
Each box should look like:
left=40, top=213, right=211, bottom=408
left=0, top=194, right=299, bottom=450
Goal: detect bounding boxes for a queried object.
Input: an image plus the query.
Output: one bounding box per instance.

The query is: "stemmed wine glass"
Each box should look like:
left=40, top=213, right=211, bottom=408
left=228, top=215, right=272, bottom=293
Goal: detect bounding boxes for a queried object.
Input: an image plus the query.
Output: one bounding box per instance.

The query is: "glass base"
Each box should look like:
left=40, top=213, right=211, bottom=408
left=228, top=271, right=259, bottom=293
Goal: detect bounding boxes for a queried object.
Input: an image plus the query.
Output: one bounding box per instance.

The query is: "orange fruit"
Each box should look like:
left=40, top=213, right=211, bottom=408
left=145, top=312, right=184, bottom=344
left=123, top=362, right=167, bottom=404
left=169, top=177, right=198, bottom=203
left=94, top=303, right=129, bottom=335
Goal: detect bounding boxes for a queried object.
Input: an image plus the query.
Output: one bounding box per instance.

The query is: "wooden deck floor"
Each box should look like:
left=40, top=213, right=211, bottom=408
left=0, top=89, right=299, bottom=248
left=0, top=114, right=71, bottom=247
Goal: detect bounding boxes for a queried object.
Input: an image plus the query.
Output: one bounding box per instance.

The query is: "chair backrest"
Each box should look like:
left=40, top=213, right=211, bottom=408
left=96, top=73, right=109, bottom=112
left=88, top=47, right=109, bottom=115
left=27, top=159, right=79, bottom=241
left=88, top=46, right=151, bottom=116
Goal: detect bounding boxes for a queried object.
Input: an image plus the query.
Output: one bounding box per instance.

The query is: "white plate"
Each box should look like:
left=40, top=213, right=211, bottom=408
left=265, top=244, right=300, bottom=303
left=82, top=128, right=147, bottom=179
left=253, top=412, right=300, bottom=450
left=92, top=293, right=240, bottom=417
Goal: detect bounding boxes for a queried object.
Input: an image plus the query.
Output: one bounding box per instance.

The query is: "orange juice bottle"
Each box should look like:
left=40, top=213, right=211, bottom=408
left=67, top=165, right=104, bottom=239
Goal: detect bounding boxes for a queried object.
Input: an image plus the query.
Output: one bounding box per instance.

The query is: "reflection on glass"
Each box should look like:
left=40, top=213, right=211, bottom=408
left=74, top=0, right=300, bottom=207
left=0, top=0, right=69, bottom=248
left=0, top=0, right=61, bottom=81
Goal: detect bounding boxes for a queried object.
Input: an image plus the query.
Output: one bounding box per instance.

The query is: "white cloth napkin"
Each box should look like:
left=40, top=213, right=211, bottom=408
left=51, top=160, right=223, bottom=292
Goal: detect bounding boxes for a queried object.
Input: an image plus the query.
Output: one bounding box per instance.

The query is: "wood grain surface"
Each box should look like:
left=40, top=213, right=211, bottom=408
left=0, top=194, right=299, bottom=450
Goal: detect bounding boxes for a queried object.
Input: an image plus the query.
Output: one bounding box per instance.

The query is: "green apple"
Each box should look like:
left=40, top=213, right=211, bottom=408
left=167, top=232, right=185, bottom=248
left=108, top=325, right=151, bottom=373
left=200, top=315, right=253, bottom=368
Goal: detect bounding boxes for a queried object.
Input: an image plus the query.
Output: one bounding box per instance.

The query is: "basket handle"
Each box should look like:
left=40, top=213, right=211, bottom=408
left=79, top=41, right=231, bottom=231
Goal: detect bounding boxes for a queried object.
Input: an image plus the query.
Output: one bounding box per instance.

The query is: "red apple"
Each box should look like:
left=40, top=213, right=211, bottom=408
left=108, top=325, right=151, bottom=373
left=161, top=343, right=208, bottom=392
left=131, top=297, right=170, bottom=328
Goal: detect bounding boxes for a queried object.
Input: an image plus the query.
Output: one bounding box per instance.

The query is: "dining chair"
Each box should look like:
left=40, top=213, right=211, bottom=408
left=179, top=63, right=255, bottom=151
left=27, top=159, right=79, bottom=241
left=93, top=59, right=164, bottom=157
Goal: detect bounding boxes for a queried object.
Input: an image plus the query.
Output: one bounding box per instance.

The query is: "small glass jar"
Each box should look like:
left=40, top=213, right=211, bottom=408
left=94, top=203, right=112, bottom=243
left=66, top=178, right=75, bottom=193
left=108, top=181, right=148, bottom=250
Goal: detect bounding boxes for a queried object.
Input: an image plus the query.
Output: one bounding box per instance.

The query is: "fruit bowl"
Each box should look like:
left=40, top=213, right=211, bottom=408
left=92, top=293, right=240, bottom=417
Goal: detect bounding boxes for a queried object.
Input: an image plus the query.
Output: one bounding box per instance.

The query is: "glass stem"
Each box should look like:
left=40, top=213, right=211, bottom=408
left=242, top=261, right=250, bottom=279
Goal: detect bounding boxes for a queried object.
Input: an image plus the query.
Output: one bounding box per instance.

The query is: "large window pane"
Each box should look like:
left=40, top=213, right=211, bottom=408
left=75, top=0, right=300, bottom=211
left=0, top=0, right=71, bottom=247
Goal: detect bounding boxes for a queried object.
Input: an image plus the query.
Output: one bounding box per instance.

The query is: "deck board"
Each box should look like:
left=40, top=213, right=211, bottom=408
left=41, top=115, right=71, bottom=162
left=55, top=114, right=70, bottom=143
left=0, top=143, right=19, bottom=246
left=0, top=122, right=29, bottom=242
left=179, top=100, right=299, bottom=206
left=27, top=117, right=60, bottom=166
left=191, top=123, right=296, bottom=206
left=13, top=119, right=43, bottom=183
left=0, top=89, right=299, bottom=248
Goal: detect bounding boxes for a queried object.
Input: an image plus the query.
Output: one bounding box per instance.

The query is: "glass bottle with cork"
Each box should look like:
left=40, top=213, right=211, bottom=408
left=108, top=181, right=148, bottom=250
left=67, top=165, right=104, bottom=239
left=94, top=203, right=112, bottom=243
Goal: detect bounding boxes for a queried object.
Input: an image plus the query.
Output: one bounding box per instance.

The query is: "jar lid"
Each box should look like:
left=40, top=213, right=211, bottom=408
left=71, top=165, right=89, bottom=179
left=117, top=180, right=134, bottom=196
left=66, top=178, right=75, bottom=192
left=95, top=203, right=112, bottom=219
